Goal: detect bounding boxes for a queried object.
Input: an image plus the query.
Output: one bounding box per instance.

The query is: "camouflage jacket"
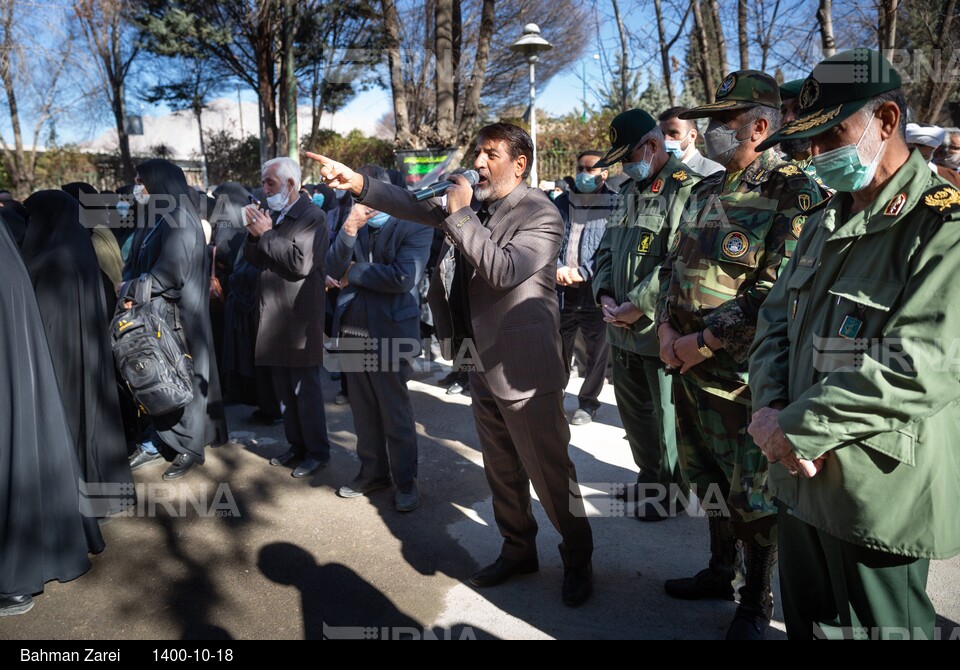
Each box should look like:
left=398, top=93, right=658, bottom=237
left=655, top=149, right=824, bottom=393
left=593, top=155, right=702, bottom=356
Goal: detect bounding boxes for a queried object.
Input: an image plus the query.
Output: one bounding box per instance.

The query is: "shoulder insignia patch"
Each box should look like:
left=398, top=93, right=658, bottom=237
left=651, top=178, right=663, bottom=194
left=778, top=164, right=802, bottom=177
left=884, top=193, right=907, bottom=216
left=791, top=215, right=806, bottom=237
left=637, top=232, right=655, bottom=254
left=672, top=169, right=689, bottom=182
left=798, top=193, right=812, bottom=211
left=923, top=187, right=960, bottom=214
left=721, top=231, right=749, bottom=259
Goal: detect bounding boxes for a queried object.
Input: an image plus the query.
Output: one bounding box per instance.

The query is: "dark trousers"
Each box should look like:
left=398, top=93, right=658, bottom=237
left=256, top=365, right=282, bottom=418
left=778, top=505, right=936, bottom=640
left=559, top=304, right=609, bottom=412
left=470, top=370, right=594, bottom=568
left=611, top=346, right=684, bottom=493
left=344, top=362, right=418, bottom=487
left=271, top=365, right=331, bottom=459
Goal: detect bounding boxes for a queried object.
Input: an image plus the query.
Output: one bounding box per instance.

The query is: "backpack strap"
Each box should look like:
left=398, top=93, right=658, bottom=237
left=133, top=273, right=153, bottom=305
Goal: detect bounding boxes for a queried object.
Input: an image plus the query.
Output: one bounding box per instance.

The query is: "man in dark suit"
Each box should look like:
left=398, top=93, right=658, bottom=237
left=306, top=123, right=594, bottom=607
left=325, top=165, right=433, bottom=512
left=243, top=157, right=332, bottom=479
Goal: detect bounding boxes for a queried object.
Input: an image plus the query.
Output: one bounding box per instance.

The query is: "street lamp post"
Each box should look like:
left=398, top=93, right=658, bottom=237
left=510, top=23, right=552, bottom=188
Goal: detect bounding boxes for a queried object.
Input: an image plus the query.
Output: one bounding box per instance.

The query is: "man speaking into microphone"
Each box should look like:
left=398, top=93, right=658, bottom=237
left=307, top=123, right=594, bottom=607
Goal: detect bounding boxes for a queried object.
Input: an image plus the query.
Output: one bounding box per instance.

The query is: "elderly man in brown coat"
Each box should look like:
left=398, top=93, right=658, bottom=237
left=243, top=157, right=332, bottom=478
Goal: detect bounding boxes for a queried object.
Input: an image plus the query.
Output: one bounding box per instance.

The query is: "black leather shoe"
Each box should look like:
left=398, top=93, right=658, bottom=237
left=468, top=556, right=539, bottom=588
left=337, top=475, right=392, bottom=498
left=725, top=606, right=770, bottom=640
left=438, top=370, right=459, bottom=387
left=0, top=594, right=34, bottom=617
left=395, top=480, right=420, bottom=512
left=129, top=446, right=162, bottom=471
left=270, top=448, right=303, bottom=468
left=162, top=453, right=197, bottom=481
left=292, top=457, right=329, bottom=478
left=562, top=562, right=593, bottom=607
left=635, top=500, right=673, bottom=522
left=664, top=567, right=738, bottom=601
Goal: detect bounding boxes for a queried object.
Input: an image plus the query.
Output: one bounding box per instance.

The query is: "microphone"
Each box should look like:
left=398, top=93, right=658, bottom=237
left=412, top=170, right=479, bottom=202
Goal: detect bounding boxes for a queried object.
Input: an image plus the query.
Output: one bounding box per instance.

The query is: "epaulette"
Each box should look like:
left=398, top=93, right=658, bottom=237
left=670, top=168, right=697, bottom=186
left=921, top=185, right=960, bottom=217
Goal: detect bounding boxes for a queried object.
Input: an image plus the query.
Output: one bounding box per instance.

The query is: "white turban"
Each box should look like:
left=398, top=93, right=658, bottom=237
left=906, top=123, right=945, bottom=148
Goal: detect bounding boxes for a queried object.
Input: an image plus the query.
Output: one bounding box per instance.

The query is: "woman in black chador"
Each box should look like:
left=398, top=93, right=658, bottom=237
left=0, top=221, right=104, bottom=617
left=124, top=159, right=227, bottom=479
left=21, top=191, right=133, bottom=507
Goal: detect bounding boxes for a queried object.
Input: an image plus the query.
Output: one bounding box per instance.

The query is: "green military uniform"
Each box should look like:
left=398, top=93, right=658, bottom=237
left=655, top=69, right=824, bottom=639
left=593, top=149, right=702, bottom=503
left=750, top=49, right=960, bottom=640
left=657, top=148, right=824, bottom=537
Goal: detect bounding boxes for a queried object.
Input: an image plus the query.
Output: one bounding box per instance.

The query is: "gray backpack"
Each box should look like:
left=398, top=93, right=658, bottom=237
left=111, top=275, right=194, bottom=415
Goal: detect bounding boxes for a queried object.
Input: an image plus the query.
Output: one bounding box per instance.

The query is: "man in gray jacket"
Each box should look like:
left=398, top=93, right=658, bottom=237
left=243, top=157, right=332, bottom=479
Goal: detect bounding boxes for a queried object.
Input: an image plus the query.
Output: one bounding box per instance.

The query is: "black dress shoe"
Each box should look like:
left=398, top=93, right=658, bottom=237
left=162, top=453, right=197, bottom=481
left=129, top=446, right=162, bottom=471
left=0, top=594, right=34, bottom=617
left=468, top=556, right=539, bottom=588
left=634, top=500, right=673, bottom=522
left=562, top=562, right=593, bottom=607
left=292, top=457, right=329, bottom=478
left=337, top=475, right=392, bottom=498
left=270, top=447, right=303, bottom=467
left=438, top=370, right=459, bottom=387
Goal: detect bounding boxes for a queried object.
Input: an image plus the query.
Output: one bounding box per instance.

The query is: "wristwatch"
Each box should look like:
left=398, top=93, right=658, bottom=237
left=697, top=331, right=715, bottom=359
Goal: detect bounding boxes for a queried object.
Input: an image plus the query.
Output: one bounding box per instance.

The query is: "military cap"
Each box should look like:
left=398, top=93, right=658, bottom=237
left=759, top=49, right=902, bottom=151
left=779, top=79, right=806, bottom=101
left=594, top=109, right=657, bottom=168
left=679, top=70, right=781, bottom=119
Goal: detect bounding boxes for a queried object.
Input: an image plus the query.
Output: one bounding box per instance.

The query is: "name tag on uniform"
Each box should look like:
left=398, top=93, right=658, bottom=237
left=838, top=315, right=863, bottom=339
left=798, top=256, right=816, bottom=268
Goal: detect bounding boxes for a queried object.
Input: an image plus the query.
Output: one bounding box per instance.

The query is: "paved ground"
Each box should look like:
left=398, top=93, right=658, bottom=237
left=3, top=359, right=959, bottom=640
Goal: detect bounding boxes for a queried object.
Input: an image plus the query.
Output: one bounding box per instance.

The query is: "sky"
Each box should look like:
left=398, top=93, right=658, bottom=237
left=3, top=0, right=830, bottom=152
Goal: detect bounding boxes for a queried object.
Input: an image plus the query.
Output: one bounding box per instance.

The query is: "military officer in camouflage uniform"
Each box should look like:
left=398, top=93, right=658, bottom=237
left=591, top=109, right=703, bottom=520
left=750, top=49, right=960, bottom=640
left=655, top=70, right=824, bottom=639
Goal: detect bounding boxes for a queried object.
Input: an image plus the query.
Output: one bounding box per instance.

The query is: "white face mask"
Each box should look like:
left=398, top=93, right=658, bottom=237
left=133, top=183, right=149, bottom=205
left=266, top=183, right=292, bottom=211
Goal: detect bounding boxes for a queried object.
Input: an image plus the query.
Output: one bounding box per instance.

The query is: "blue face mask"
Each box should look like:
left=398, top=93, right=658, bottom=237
left=367, top=211, right=390, bottom=228
left=622, top=145, right=652, bottom=182
left=575, top=172, right=601, bottom=193
left=664, top=139, right=684, bottom=159
left=312, top=193, right=325, bottom=208
left=810, top=119, right=884, bottom=193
